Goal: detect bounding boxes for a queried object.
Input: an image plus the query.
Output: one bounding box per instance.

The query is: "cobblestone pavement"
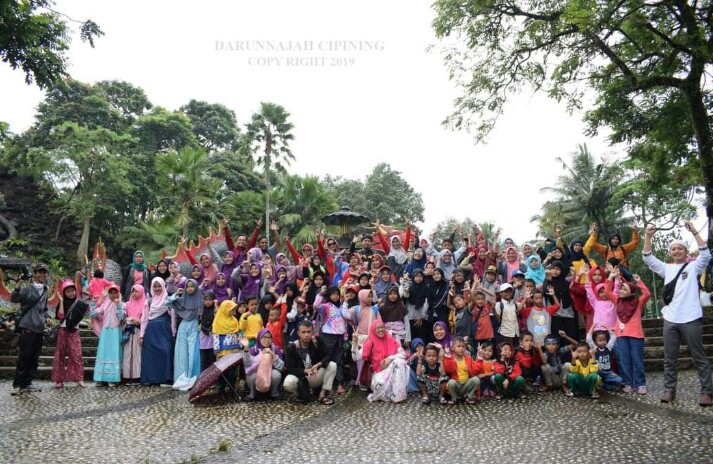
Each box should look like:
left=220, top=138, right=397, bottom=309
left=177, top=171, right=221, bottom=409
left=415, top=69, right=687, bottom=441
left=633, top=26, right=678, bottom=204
left=1, top=371, right=712, bottom=464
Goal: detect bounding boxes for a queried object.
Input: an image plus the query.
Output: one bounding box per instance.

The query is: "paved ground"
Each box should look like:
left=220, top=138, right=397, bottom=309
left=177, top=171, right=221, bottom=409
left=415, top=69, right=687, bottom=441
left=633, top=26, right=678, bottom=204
left=1, top=371, right=712, bottom=464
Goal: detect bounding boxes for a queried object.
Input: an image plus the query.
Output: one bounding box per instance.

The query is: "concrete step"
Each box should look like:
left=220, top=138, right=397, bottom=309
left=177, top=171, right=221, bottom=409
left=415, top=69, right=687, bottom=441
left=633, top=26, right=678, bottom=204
left=0, top=366, right=94, bottom=380
left=642, top=324, right=713, bottom=337
left=644, top=356, right=713, bottom=371
left=4, top=346, right=98, bottom=357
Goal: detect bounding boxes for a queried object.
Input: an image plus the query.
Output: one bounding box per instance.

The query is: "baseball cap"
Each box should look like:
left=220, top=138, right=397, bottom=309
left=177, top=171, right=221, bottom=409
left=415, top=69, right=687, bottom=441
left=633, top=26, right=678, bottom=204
left=485, top=265, right=497, bottom=274
left=33, top=263, right=49, bottom=273
left=499, top=283, right=514, bottom=292
left=511, top=269, right=525, bottom=278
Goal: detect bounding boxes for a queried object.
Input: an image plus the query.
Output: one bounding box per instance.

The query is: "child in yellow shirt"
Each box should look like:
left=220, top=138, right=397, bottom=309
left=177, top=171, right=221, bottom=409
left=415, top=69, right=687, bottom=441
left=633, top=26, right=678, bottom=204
left=239, top=296, right=264, bottom=347
left=567, top=342, right=600, bottom=399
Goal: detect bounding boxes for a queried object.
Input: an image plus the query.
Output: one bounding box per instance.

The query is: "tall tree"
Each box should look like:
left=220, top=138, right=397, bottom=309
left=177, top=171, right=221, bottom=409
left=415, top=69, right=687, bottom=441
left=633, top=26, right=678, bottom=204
left=155, top=146, right=220, bottom=237
left=532, top=145, right=627, bottom=241
left=0, top=0, right=103, bottom=88
left=242, top=102, right=295, bottom=238
left=180, top=100, right=241, bottom=152
left=432, top=0, right=713, bottom=246
left=38, top=122, right=133, bottom=262
left=363, top=163, right=425, bottom=225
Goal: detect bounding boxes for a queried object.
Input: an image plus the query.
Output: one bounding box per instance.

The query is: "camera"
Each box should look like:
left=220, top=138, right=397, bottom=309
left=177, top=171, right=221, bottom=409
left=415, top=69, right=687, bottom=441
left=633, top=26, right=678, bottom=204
left=18, top=266, right=32, bottom=281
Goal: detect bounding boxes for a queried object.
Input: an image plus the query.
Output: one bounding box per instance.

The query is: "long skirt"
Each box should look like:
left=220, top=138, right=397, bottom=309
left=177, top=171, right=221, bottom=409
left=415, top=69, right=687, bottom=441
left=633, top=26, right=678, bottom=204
left=94, top=327, right=122, bottom=383
left=368, top=357, right=409, bottom=402
left=140, top=313, right=173, bottom=385
left=122, top=328, right=142, bottom=379
left=51, top=327, right=84, bottom=384
left=174, top=319, right=201, bottom=382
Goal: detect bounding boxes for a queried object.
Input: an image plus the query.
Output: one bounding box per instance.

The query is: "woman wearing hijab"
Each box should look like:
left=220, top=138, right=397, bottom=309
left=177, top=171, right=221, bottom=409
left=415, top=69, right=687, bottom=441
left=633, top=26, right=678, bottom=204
left=187, top=250, right=220, bottom=288
left=165, top=261, right=185, bottom=296
left=241, top=329, right=284, bottom=401
left=121, top=250, right=152, bottom=302
left=152, top=259, right=171, bottom=284
left=169, top=279, right=203, bottom=382
left=386, top=235, right=409, bottom=277
left=502, top=246, right=524, bottom=283
left=524, top=255, right=546, bottom=288
left=547, top=260, right=578, bottom=342
left=379, top=284, right=408, bottom=345
left=361, top=320, right=409, bottom=402
left=404, top=248, right=427, bottom=277
left=122, top=284, right=145, bottom=384
left=437, top=250, right=457, bottom=281
left=52, top=280, right=89, bottom=388
left=346, top=289, right=382, bottom=390
left=432, top=321, right=453, bottom=353
left=212, top=300, right=240, bottom=393
left=220, top=251, right=240, bottom=281
left=140, top=277, right=175, bottom=386
left=584, top=221, right=640, bottom=269
left=91, top=283, right=125, bottom=387
left=211, top=273, right=235, bottom=304
left=402, top=269, right=429, bottom=343
left=427, top=268, right=450, bottom=329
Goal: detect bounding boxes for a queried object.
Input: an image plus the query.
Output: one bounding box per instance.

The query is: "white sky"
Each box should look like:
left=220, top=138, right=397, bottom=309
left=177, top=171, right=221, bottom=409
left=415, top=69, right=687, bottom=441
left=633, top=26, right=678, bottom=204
left=0, top=0, right=624, bottom=243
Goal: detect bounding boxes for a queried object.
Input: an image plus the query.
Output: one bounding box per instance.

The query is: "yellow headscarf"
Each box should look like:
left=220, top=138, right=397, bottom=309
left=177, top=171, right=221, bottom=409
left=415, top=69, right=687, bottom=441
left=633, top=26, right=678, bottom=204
left=212, top=300, right=239, bottom=335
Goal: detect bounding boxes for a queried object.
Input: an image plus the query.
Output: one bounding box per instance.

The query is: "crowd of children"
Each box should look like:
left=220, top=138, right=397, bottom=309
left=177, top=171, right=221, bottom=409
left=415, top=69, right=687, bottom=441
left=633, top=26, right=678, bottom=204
left=43, top=217, right=711, bottom=405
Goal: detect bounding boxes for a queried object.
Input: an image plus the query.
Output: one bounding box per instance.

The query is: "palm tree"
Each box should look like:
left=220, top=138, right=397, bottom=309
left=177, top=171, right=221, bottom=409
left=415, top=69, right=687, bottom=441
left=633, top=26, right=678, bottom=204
left=532, top=144, right=628, bottom=241
left=242, top=102, right=295, bottom=238
left=155, top=146, right=220, bottom=237
left=274, top=174, right=338, bottom=246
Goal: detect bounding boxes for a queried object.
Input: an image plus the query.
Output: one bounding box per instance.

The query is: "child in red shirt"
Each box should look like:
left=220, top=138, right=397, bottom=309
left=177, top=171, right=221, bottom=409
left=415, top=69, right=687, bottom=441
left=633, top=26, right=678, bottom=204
left=493, top=341, right=525, bottom=399
left=515, top=331, right=543, bottom=387
left=265, top=294, right=289, bottom=350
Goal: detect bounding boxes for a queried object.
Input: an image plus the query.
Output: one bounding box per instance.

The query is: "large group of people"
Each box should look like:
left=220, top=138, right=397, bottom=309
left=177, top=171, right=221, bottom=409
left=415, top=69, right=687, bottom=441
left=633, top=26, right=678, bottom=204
left=9, top=217, right=713, bottom=407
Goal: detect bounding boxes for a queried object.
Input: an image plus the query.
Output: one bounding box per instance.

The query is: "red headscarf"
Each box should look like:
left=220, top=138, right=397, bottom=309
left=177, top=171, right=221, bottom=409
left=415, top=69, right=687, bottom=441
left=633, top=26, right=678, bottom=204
left=362, top=320, right=400, bottom=373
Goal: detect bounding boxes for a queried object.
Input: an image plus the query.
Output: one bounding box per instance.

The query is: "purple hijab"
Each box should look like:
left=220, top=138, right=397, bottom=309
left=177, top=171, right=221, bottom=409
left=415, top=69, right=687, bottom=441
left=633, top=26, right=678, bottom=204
left=271, top=265, right=288, bottom=295
left=221, top=251, right=240, bottom=280
left=433, top=321, right=452, bottom=350
left=249, top=328, right=284, bottom=357
left=211, top=273, right=233, bottom=303
left=190, top=264, right=205, bottom=287
left=240, top=263, right=262, bottom=299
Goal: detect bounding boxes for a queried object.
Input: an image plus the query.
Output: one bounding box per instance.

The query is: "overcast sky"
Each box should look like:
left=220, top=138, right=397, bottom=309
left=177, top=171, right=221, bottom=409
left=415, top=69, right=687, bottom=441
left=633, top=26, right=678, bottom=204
left=0, top=0, right=624, bottom=243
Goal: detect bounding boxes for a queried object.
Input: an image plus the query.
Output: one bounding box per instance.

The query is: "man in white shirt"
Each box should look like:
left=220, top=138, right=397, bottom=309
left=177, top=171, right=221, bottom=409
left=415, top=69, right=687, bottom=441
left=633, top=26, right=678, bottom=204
left=643, top=221, right=712, bottom=407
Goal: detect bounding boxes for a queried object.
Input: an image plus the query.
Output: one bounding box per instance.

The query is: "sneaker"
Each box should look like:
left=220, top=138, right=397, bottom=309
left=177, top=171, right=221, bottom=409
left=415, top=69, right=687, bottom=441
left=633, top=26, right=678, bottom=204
left=10, top=387, right=22, bottom=396
left=533, top=375, right=542, bottom=386
left=622, top=385, right=632, bottom=393
left=637, top=386, right=647, bottom=395
left=159, top=383, right=173, bottom=388
left=108, top=383, right=117, bottom=388
left=23, top=384, right=41, bottom=393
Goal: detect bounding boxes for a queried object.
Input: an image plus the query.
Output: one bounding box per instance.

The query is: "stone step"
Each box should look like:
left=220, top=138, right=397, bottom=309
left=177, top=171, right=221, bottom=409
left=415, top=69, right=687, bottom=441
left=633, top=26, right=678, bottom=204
left=643, top=344, right=713, bottom=359
left=644, top=356, right=713, bottom=371
left=644, top=334, right=713, bottom=347
left=642, top=324, right=713, bottom=337
left=0, top=355, right=95, bottom=368
left=0, top=366, right=94, bottom=380
left=4, top=346, right=98, bottom=357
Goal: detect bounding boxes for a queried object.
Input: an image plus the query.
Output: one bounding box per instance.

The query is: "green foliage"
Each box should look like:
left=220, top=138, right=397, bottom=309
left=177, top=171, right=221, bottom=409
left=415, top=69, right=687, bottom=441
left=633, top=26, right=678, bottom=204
left=432, top=0, right=713, bottom=246
left=180, top=100, right=241, bottom=152
left=273, top=174, right=338, bottom=244
left=241, top=102, right=295, bottom=175
left=0, top=1, right=103, bottom=88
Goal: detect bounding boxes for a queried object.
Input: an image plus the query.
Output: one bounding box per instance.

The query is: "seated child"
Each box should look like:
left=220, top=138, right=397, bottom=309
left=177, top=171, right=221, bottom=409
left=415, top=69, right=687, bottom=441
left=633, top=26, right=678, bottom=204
left=409, top=338, right=425, bottom=394
left=567, top=342, right=600, bottom=399
left=441, top=336, right=481, bottom=405
left=474, top=341, right=496, bottom=398
left=416, top=343, right=448, bottom=404
left=493, top=341, right=525, bottom=399
left=586, top=325, right=622, bottom=392
left=515, top=331, right=542, bottom=387
left=536, top=330, right=575, bottom=393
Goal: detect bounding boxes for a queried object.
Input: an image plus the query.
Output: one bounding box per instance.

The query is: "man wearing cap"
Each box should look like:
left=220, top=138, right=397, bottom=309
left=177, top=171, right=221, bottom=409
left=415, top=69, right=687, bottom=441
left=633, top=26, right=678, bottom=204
left=643, top=221, right=712, bottom=407
left=10, top=263, right=52, bottom=395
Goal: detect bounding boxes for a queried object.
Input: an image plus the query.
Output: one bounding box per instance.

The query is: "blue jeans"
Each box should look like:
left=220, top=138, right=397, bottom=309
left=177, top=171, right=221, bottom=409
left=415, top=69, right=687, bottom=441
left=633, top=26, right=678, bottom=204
left=598, top=370, right=623, bottom=390
left=408, top=368, right=419, bottom=393
left=615, top=336, right=645, bottom=388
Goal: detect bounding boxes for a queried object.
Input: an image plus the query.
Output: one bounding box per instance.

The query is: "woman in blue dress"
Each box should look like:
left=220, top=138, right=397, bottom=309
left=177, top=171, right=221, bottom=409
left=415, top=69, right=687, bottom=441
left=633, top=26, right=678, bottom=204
left=170, top=279, right=202, bottom=382
left=91, top=283, right=125, bottom=387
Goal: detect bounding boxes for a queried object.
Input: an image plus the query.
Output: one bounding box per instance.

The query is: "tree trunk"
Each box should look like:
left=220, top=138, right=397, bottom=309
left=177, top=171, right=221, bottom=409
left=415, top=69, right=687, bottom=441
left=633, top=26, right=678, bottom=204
left=685, top=86, right=713, bottom=249
left=77, top=216, right=91, bottom=264
left=0, top=212, right=18, bottom=240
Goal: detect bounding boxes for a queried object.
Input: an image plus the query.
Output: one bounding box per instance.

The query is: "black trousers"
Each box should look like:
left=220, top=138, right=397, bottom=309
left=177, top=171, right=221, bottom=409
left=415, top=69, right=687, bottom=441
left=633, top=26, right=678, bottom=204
left=14, top=329, right=43, bottom=388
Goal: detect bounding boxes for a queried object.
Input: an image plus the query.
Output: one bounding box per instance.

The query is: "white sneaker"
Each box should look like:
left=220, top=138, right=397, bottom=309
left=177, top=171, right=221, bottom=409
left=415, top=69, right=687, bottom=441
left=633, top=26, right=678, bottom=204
left=10, top=387, right=22, bottom=396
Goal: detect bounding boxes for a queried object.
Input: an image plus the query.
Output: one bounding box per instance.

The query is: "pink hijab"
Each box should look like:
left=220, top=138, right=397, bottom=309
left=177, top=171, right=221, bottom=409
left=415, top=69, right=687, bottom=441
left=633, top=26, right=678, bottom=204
left=92, top=283, right=122, bottom=336
left=124, top=284, right=146, bottom=319
left=505, top=246, right=521, bottom=283
left=200, top=253, right=220, bottom=284
left=362, top=320, right=400, bottom=373
left=148, top=277, right=168, bottom=319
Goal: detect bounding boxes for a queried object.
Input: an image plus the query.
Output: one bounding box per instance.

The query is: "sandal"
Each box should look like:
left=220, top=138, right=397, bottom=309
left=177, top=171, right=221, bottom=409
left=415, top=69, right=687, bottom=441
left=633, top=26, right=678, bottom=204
left=320, top=396, right=335, bottom=405
left=565, top=389, right=574, bottom=397
left=439, top=397, right=448, bottom=405
left=422, top=396, right=431, bottom=405
left=591, top=391, right=600, bottom=399
left=465, top=398, right=477, bottom=405
left=54, top=383, right=63, bottom=389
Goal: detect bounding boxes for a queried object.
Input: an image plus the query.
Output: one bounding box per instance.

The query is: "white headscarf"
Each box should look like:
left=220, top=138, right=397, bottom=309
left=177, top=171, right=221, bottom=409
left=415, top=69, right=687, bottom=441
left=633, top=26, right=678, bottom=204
left=389, top=235, right=408, bottom=265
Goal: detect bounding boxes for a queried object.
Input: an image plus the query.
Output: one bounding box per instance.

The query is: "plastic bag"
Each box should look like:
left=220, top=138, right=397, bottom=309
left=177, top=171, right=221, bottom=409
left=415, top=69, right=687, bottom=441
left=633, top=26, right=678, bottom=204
left=172, top=373, right=197, bottom=391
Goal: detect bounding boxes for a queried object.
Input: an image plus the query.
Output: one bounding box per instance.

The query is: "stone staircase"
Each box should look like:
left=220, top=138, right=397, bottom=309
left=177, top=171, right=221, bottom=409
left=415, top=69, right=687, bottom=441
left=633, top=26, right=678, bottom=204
left=0, top=317, right=712, bottom=380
